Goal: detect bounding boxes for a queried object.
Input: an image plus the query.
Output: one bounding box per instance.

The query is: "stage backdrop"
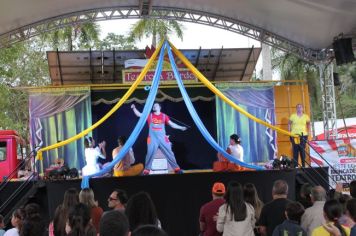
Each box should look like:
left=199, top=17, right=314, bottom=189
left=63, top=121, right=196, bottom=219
left=216, top=84, right=277, bottom=163
left=91, top=87, right=217, bottom=169
left=29, top=87, right=92, bottom=172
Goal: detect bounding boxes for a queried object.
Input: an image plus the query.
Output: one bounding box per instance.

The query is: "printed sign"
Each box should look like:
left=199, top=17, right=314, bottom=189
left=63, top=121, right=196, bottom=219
left=122, top=69, right=197, bottom=84
left=309, top=138, right=356, bottom=189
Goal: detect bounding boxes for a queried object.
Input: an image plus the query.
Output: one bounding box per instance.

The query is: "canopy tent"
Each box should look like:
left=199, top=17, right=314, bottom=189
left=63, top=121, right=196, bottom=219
left=0, top=0, right=355, bottom=61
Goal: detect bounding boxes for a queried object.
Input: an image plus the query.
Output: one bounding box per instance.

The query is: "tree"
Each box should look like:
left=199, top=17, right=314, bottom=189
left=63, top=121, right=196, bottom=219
left=0, top=39, right=50, bottom=139
left=99, top=33, right=137, bottom=50
left=271, top=49, right=322, bottom=119
left=129, top=18, right=184, bottom=47
left=41, top=22, right=101, bottom=51
left=272, top=49, right=356, bottom=120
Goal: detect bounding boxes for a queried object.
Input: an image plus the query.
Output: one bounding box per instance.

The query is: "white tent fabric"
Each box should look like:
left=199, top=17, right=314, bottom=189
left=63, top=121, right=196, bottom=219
left=0, top=0, right=355, bottom=49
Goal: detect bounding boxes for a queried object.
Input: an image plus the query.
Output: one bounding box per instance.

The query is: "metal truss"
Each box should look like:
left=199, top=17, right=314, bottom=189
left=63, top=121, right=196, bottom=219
left=0, top=6, right=327, bottom=62
left=319, top=63, right=338, bottom=139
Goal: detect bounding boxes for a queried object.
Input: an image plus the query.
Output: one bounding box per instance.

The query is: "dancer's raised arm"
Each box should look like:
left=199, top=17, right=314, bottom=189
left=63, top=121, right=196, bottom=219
left=131, top=104, right=142, bottom=117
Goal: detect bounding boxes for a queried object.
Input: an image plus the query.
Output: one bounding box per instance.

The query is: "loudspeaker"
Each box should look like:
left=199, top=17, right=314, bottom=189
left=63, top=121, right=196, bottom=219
left=333, top=38, right=355, bottom=65
left=333, top=73, right=341, bottom=86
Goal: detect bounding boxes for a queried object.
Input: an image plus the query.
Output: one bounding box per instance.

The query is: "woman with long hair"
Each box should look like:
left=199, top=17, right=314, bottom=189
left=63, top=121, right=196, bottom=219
left=4, top=208, right=25, bottom=236
left=65, top=203, right=96, bottom=236
left=51, top=188, right=79, bottom=236
left=216, top=181, right=255, bottom=236
left=244, top=183, right=264, bottom=221
left=125, top=192, right=160, bottom=231
left=312, top=199, right=350, bottom=236
left=79, top=188, right=103, bottom=233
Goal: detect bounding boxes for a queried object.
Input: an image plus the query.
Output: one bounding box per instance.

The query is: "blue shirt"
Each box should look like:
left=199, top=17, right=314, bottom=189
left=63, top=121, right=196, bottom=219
left=272, top=220, right=307, bottom=236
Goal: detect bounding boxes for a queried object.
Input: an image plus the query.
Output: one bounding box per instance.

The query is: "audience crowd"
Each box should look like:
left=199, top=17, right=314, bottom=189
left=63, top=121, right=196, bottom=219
left=3, top=179, right=356, bottom=236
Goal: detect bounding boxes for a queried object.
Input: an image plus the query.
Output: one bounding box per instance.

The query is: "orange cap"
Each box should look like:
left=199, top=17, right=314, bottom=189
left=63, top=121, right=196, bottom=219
left=212, top=182, right=225, bottom=195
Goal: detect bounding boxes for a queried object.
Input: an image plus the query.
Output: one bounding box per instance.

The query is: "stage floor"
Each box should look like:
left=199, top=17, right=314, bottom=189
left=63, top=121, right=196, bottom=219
left=2, top=168, right=328, bottom=236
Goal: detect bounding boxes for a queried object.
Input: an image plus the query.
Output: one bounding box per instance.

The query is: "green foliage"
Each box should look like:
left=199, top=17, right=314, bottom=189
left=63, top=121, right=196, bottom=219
left=40, top=22, right=101, bottom=51
left=0, top=39, right=50, bottom=139
left=271, top=49, right=322, bottom=120
left=0, top=22, right=141, bottom=141
left=338, top=61, right=356, bottom=84
left=99, top=33, right=137, bottom=50
left=0, top=85, right=29, bottom=138
left=129, top=18, right=184, bottom=47
left=272, top=49, right=356, bottom=120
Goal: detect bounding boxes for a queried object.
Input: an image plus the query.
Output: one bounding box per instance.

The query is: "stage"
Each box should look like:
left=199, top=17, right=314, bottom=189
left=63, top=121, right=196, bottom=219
left=2, top=167, right=328, bottom=236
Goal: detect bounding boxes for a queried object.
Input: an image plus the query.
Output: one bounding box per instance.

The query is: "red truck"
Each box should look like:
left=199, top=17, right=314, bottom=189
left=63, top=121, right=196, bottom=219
left=0, top=130, right=26, bottom=180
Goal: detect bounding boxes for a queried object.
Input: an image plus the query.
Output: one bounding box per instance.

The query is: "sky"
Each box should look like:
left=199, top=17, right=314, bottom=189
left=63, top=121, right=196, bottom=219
left=98, top=19, right=261, bottom=49
left=98, top=19, right=264, bottom=75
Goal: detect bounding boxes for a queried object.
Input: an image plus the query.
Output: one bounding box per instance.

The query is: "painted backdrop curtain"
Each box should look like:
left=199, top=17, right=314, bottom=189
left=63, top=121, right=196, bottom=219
left=216, top=84, right=277, bottom=163
left=29, top=87, right=92, bottom=172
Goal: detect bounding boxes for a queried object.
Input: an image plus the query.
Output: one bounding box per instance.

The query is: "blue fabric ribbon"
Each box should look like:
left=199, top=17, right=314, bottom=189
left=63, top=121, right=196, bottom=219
left=167, top=45, right=264, bottom=170
left=81, top=42, right=168, bottom=188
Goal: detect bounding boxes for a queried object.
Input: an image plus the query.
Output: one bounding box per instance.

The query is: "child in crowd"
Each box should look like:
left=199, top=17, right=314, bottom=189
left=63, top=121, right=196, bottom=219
left=4, top=208, right=25, bottom=236
left=272, top=201, right=307, bottom=236
left=312, top=200, right=350, bottom=236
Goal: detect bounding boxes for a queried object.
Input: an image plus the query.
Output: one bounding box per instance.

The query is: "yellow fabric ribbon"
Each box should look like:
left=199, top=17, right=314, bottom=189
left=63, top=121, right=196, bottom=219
left=36, top=40, right=165, bottom=160
left=168, top=41, right=297, bottom=138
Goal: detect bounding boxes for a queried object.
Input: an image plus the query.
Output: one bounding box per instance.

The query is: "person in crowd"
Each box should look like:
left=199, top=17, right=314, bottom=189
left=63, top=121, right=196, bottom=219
left=79, top=188, right=103, bottom=233
left=131, top=102, right=187, bottom=174
left=288, top=104, right=310, bottom=167
left=343, top=198, right=356, bottom=236
left=107, top=189, right=128, bottom=212
left=258, top=180, right=292, bottom=236
left=125, top=191, right=160, bottom=231
left=299, top=183, right=313, bottom=209
left=112, top=136, right=144, bottom=177
left=272, top=201, right=306, bottom=236
left=215, top=134, right=244, bottom=172
left=4, top=208, right=25, bottom=236
left=312, top=200, right=350, bottom=236
left=350, top=181, right=356, bottom=199
left=0, top=214, right=5, bottom=236
left=99, top=210, right=130, bottom=236
left=82, top=136, right=106, bottom=176
left=51, top=188, right=79, bottom=236
left=322, top=197, right=356, bottom=236
left=339, top=194, right=353, bottom=227
left=199, top=182, right=226, bottom=236
left=244, top=183, right=264, bottom=222
left=131, top=225, right=168, bottom=236
left=216, top=181, right=255, bottom=236
left=20, top=203, right=46, bottom=236
left=65, top=203, right=96, bottom=236
left=301, top=186, right=327, bottom=236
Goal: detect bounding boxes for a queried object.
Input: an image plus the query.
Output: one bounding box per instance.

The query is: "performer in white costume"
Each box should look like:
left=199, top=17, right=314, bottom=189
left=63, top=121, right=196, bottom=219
left=82, top=136, right=106, bottom=176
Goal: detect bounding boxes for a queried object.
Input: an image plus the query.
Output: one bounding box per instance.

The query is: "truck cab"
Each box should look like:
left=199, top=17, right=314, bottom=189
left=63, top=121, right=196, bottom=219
left=0, top=130, right=25, bottom=180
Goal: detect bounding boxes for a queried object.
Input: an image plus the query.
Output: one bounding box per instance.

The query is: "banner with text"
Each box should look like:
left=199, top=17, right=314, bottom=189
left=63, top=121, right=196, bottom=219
left=122, top=69, right=197, bottom=84
left=309, top=138, right=356, bottom=189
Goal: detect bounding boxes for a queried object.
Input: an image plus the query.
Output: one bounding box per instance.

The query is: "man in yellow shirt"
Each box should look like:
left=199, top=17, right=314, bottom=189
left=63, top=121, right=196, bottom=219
left=288, top=104, right=310, bottom=167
